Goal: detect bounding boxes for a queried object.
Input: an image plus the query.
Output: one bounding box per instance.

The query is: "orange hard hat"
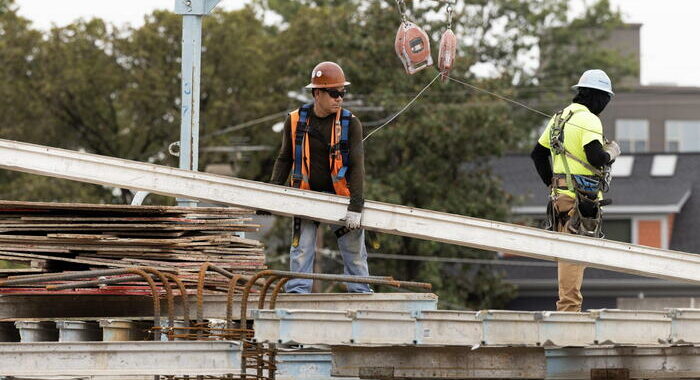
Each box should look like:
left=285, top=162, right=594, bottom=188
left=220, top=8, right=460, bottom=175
left=305, top=61, right=351, bottom=89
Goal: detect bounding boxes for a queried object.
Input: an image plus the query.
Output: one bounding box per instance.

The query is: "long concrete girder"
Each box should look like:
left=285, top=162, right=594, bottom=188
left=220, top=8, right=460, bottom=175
left=331, top=345, right=700, bottom=379
left=254, top=309, right=696, bottom=347
left=0, top=138, right=699, bottom=284
left=332, top=346, right=546, bottom=379
left=0, top=293, right=438, bottom=319
left=0, top=341, right=241, bottom=376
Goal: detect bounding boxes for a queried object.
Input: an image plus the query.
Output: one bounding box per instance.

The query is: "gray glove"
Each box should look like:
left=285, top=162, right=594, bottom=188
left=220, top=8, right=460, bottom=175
left=342, top=210, right=362, bottom=230
left=604, top=141, right=621, bottom=162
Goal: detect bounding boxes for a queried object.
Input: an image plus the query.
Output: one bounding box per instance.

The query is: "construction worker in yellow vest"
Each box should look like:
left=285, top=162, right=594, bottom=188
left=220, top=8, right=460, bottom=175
left=530, top=69, right=621, bottom=312
left=269, top=61, right=371, bottom=293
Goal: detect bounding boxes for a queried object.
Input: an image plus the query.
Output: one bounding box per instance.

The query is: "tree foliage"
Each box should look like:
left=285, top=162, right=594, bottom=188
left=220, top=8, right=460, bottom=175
left=0, top=0, right=634, bottom=308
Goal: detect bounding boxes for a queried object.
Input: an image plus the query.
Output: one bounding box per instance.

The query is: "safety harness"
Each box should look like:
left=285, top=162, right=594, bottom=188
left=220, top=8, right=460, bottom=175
left=547, top=110, right=612, bottom=238
left=291, top=104, right=352, bottom=196
left=290, top=104, right=353, bottom=247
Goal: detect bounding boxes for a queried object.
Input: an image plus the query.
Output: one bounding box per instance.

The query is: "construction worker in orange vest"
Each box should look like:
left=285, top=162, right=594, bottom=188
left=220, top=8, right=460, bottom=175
left=270, top=61, right=371, bottom=293
left=531, top=69, right=621, bottom=312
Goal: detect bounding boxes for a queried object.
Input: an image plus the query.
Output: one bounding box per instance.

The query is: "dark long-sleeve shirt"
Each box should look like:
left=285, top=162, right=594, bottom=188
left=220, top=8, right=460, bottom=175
left=270, top=108, right=365, bottom=212
left=530, top=141, right=611, bottom=186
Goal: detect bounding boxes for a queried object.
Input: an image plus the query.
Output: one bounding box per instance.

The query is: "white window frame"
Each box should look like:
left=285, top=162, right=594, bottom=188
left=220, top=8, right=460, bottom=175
left=665, top=120, right=700, bottom=152
left=631, top=215, right=669, bottom=250
left=615, top=119, right=649, bottom=153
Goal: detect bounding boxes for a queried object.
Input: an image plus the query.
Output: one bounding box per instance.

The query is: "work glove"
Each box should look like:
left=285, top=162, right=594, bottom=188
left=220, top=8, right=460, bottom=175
left=341, top=210, right=362, bottom=230
left=604, top=141, right=621, bottom=162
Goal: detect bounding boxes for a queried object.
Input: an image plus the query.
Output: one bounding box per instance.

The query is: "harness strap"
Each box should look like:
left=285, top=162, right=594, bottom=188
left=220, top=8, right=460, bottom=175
left=337, top=109, right=352, bottom=180
left=550, top=111, right=576, bottom=192
left=292, top=104, right=313, bottom=187
left=550, top=109, right=604, bottom=193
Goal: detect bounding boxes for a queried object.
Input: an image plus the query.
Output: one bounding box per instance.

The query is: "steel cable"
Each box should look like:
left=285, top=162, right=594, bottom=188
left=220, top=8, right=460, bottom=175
left=363, top=72, right=442, bottom=142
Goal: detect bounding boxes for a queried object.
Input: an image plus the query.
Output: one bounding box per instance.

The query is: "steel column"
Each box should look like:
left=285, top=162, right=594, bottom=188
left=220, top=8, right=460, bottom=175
left=174, top=0, right=222, bottom=207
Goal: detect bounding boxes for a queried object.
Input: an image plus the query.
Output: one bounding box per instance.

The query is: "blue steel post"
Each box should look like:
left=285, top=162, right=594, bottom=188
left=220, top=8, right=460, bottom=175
left=174, top=0, right=221, bottom=207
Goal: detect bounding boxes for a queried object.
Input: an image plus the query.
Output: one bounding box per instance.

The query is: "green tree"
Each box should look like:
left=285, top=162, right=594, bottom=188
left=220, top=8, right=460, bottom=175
left=0, top=5, right=281, bottom=203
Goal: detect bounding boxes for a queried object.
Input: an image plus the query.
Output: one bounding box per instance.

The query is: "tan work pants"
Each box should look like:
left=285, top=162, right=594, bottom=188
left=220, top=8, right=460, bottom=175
left=553, top=194, right=586, bottom=312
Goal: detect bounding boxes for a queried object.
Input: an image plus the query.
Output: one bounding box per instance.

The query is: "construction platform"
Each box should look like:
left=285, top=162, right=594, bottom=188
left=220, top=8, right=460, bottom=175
left=0, top=292, right=437, bottom=319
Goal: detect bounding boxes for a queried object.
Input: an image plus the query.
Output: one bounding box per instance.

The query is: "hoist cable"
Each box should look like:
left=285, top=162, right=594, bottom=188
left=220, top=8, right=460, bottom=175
left=363, top=72, right=441, bottom=142
left=445, top=74, right=604, bottom=136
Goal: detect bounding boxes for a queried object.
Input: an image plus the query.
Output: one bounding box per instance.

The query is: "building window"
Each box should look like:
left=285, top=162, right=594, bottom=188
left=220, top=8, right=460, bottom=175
left=615, top=119, right=649, bottom=153
left=666, top=120, right=700, bottom=152
left=603, top=219, right=631, bottom=243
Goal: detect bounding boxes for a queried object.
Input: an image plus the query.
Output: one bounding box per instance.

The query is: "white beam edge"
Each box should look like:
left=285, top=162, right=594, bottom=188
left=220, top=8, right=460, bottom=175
left=0, top=139, right=699, bottom=284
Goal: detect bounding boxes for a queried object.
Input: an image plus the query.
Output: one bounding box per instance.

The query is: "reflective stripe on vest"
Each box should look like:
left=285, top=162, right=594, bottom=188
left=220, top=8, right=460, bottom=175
left=290, top=104, right=351, bottom=197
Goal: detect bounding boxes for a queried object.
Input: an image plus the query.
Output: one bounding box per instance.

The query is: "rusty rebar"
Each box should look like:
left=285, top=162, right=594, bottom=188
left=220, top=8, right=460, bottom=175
left=225, top=274, right=244, bottom=330
left=1, top=268, right=140, bottom=286
left=196, top=263, right=236, bottom=338
left=207, top=264, right=234, bottom=279
left=142, top=268, right=175, bottom=333
left=196, top=263, right=212, bottom=338
left=163, top=272, right=190, bottom=328
left=257, top=275, right=280, bottom=310
left=239, top=270, right=432, bottom=327
left=269, top=278, right=290, bottom=309
left=44, top=274, right=156, bottom=290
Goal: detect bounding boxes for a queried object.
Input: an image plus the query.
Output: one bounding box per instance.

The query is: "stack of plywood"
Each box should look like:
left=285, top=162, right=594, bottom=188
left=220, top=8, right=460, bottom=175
left=0, top=200, right=265, bottom=276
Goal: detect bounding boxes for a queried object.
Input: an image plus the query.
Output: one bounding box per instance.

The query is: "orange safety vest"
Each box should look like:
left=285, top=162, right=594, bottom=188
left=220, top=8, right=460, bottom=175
left=290, top=104, right=352, bottom=197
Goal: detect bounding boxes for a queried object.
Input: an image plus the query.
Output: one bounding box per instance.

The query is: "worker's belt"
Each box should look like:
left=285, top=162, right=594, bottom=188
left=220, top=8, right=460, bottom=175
left=552, top=175, right=612, bottom=206
left=553, top=174, right=601, bottom=193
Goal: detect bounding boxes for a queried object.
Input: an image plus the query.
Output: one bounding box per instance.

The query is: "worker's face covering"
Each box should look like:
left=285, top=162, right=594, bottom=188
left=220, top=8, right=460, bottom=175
left=572, top=88, right=611, bottom=115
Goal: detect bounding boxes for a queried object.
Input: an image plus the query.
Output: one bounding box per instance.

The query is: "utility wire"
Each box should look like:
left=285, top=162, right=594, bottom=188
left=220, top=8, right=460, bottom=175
left=203, top=110, right=292, bottom=139
left=363, top=72, right=442, bottom=142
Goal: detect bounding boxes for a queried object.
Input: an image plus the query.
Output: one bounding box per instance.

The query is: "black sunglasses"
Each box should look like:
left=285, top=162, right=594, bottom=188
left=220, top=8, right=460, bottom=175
left=320, top=88, right=347, bottom=99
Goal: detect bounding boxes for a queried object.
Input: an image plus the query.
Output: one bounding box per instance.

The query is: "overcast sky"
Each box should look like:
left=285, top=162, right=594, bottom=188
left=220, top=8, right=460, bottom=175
left=14, top=0, right=700, bottom=86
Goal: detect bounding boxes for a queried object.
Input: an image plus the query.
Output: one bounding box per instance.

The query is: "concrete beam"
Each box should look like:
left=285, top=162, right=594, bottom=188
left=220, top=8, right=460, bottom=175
left=254, top=309, right=698, bottom=347
left=0, top=341, right=241, bottom=376
left=0, top=293, right=437, bottom=319
left=331, top=346, right=546, bottom=379
left=546, top=345, right=700, bottom=379
left=0, top=138, right=699, bottom=284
